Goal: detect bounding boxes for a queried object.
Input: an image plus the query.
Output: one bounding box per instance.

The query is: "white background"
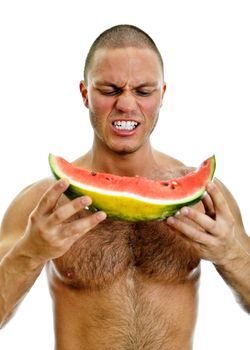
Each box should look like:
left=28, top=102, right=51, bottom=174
left=0, top=0, right=249, bottom=349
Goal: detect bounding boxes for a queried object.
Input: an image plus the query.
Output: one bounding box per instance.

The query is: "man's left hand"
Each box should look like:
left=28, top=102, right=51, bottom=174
left=166, top=182, right=240, bottom=265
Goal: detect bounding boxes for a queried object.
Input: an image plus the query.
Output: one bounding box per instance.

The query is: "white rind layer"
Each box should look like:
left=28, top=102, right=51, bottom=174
left=58, top=172, right=204, bottom=206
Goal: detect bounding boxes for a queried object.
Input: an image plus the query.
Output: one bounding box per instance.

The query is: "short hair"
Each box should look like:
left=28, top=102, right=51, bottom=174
left=83, top=24, right=164, bottom=82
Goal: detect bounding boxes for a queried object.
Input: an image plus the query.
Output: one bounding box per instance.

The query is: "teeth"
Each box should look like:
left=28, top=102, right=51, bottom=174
left=113, top=121, right=138, bottom=130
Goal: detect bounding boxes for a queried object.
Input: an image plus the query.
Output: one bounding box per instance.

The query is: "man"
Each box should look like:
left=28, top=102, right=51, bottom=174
left=0, top=24, right=249, bottom=349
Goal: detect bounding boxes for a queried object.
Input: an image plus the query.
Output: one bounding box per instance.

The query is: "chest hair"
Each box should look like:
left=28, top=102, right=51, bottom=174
left=52, top=166, right=200, bottom=289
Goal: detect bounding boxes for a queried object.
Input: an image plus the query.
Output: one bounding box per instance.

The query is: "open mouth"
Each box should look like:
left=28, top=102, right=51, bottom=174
left=112, top=120, right=139, bottom=131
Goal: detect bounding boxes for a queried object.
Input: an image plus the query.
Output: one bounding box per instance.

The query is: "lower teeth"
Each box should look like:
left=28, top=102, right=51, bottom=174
left=115, top=126, right=135, bottom=131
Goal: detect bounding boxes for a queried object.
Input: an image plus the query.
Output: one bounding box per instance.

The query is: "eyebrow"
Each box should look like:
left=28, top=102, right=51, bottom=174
left=135, top=82, right=159, bottom=88
left=95, top=81, right=159, bottom=88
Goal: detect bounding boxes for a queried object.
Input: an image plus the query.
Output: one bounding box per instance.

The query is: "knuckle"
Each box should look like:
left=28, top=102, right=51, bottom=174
left=72, top=198, right=84, bottom=210
left=62, top=224, right=79, bottom=237
left=210, top=221, right=217, bottom=232
left=53, top=210, right=64, bottom=222
left=29, top=210, right=38, bottom=224
left=42, top=194, right=53, bottom=208
left=192, top=231, right=203, bottom=243
left=36, top=225, right=46, bottom=236
left=35, top=221, right=48, bottom=237
left=218, top=231, right=226, bottom=241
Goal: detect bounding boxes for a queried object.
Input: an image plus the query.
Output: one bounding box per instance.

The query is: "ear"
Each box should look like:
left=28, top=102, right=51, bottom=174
left=160, top=82, right=167, bottom=107
left=79, top=80, right=89, bottom=108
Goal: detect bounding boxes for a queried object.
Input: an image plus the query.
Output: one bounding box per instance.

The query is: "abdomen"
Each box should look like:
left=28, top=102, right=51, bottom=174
left=48, top=266, right=199, bottom=350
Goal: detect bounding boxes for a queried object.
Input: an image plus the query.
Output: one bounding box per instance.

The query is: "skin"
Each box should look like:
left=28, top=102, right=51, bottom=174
left=0, top=47, right=250, bottom=350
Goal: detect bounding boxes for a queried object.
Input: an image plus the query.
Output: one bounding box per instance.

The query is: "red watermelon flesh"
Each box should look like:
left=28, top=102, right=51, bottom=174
left=48, top=154, right=216, bottom=221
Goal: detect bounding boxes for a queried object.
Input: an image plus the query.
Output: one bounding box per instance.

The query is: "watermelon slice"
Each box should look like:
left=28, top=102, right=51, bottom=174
left=48, top=154, right=216, bottom=222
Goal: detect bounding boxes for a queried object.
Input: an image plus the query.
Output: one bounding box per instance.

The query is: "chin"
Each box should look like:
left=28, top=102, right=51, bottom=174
left=109, top=143, right=141, bottom=155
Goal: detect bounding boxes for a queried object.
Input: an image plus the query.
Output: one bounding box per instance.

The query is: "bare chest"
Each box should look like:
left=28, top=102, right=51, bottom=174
left=52, top=214, right=200, bottom=289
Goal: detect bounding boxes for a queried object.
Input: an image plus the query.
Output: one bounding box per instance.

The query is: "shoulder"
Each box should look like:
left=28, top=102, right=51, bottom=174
left=0, top=177, right=55, bottom=243
left=213, top=178, right=250, bottom=243
left=213, top=178, right=244, bottom=221
left=154, top=150, right=195, bottom=178
left=214, top=178, right=240, bottom=213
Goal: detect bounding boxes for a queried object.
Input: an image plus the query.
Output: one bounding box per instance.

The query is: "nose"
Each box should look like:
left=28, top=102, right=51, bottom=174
left=115, top=91, right=138, bottom=114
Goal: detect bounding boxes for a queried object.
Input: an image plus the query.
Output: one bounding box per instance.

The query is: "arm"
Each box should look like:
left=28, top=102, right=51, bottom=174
left=0, top=236, right=44, bottom=328
left=211, top=181, right=250, bottom=311
left=166, top=179, right=250, bottom=312
left=0, top=179, right=106, bottom=328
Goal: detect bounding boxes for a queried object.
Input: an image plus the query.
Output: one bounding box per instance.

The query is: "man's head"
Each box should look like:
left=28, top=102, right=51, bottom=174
left=80, top=25, right=166, bottom=155
left=83, top=24, right=164, bottom=84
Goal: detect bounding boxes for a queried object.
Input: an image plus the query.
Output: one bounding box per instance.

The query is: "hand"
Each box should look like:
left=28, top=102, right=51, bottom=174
left=21, top=179, right=106, bottom=263
left=166, top=182, right=238, bottom=266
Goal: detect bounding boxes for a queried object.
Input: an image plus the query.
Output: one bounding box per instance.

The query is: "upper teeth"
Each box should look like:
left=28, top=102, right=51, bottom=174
left=114, top=121, right=138, bottom=130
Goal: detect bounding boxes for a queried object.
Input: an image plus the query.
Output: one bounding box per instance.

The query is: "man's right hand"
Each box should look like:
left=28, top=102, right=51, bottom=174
left=21, top=179, right=106, bottom=264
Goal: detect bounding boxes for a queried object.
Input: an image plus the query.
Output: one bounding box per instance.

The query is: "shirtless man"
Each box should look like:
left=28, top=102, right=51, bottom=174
left=0, top=24, right=250, bottom=350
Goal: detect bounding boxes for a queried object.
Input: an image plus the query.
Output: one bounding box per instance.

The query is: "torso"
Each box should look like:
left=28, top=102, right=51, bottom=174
left=46, top=156, right=203, bottom=350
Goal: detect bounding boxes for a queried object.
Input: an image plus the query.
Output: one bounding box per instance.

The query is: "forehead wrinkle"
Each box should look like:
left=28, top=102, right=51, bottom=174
left=88, top=47, right=164, bottom=86
left=93, top=80, right=160, bottom=89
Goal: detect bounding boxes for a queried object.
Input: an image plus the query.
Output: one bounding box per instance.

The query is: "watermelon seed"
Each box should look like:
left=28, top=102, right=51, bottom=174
left=91, top=171, right=97, bottom=176
left=171, top=181, right=178, bottom=190
left=105, top=177, right=112, bottom=181
left=163, top=182, right=169, bottom=186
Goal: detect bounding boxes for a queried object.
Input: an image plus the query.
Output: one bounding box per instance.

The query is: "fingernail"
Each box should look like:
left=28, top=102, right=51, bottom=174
left=181, top=207, right=189, bottom=215
left=60, top=178, right=69, bottom=188
left=82, top=196, right=91, bottom=206
left=175, top=210, right=180, bottom=217
left=167, top=217, right=175, bottom=225
left=96, top=211, right=107, bottom=221
left=207, top=182, right=215, bottom=190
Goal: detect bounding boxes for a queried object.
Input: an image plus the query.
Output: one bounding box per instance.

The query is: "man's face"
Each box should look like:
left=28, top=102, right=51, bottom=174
left=80, top=47, right=166, bottom=154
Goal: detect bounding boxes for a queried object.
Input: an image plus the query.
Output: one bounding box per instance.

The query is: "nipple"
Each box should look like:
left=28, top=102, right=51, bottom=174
left=64, top=269, right=75, bottom=279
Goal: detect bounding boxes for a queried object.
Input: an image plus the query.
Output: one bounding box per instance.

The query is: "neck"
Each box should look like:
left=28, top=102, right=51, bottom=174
left=85, top=141, right=160, bottom=177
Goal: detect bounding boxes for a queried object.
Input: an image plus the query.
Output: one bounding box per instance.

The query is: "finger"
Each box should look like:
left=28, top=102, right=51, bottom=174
left=46, top=195, right=92, bottom=226
left=206, top=182, right=231, bottom=217
left=179, top=206, right=217, bottom=235
left=36, top=179, right=69, bottom=215
left=202, top=192, right=216, bottom=219
left=167, top=216, right=212, bottom=244
left=61, top=211, right=107, bottom=238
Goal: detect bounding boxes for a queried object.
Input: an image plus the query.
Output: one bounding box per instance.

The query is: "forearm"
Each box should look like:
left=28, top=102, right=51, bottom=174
left=214, top=238, right=250, bottom=312
left=0, top=238, right=44, bottom=328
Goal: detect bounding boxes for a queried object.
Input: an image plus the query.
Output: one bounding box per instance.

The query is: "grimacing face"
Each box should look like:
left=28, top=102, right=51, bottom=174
left=80, top=47, right=166, bottom=155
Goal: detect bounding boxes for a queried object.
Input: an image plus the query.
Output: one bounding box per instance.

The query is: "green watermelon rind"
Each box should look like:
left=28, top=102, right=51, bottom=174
left=48, top=154, right=216, bottom=222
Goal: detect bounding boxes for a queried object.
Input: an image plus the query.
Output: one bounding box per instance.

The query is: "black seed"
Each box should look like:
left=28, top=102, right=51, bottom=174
left=162, top=182, right=169, bottom=186
left=91, top=171, right=97, bottom=176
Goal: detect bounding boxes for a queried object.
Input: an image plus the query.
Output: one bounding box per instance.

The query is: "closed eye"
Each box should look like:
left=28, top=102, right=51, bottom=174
left=135, top=90, right=152, bottom=96
left=99, top=89, right=122, bottom=96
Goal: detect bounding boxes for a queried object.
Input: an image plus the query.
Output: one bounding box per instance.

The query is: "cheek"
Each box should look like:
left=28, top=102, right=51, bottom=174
left=140, top=97, right=162, bottom=119
left=89, top=94, right=113, bottom=115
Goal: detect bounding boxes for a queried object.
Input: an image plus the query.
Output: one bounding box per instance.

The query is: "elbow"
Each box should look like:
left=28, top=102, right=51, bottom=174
left=236, top=294, right=250, bottom=314
left=0, top=313, right=12, bottom=330
left=242, top=301, right=250, bottom=314
left=0, top=308, right=13, bottom=330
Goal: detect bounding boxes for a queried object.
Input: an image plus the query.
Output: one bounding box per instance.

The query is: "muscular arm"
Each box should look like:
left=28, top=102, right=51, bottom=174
left=212, top=181, right=250, bottom=312
left=167, top=179, right=250, bottom=312
left=0, top=181, right=47, bottom=328
left=0, top=179, right=106, bottom=328
left=0, top=237, right=44, bottom=328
